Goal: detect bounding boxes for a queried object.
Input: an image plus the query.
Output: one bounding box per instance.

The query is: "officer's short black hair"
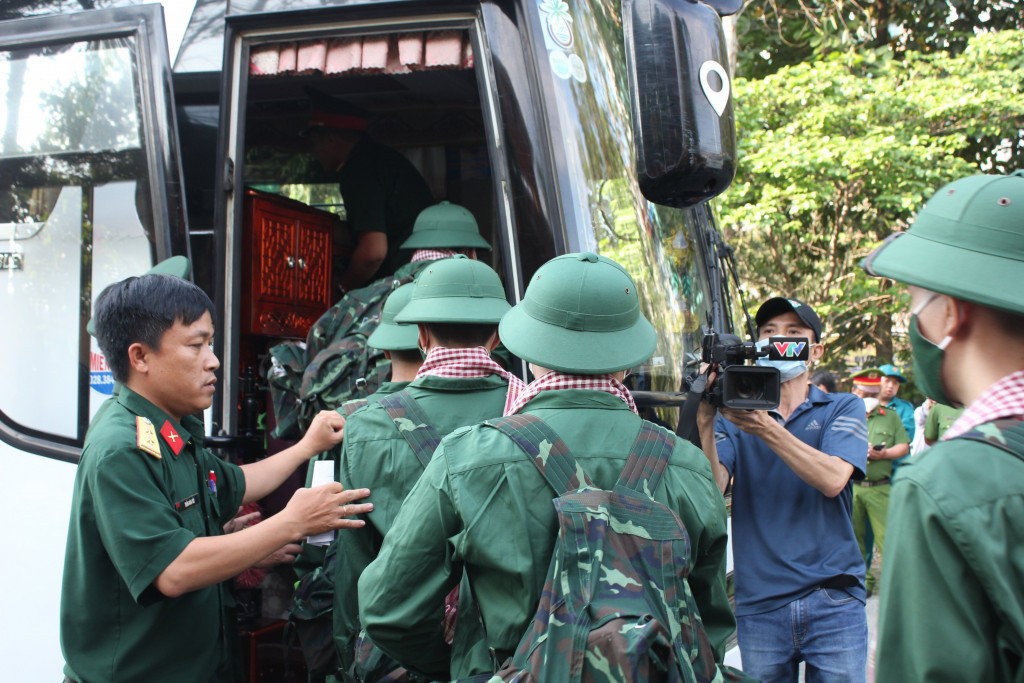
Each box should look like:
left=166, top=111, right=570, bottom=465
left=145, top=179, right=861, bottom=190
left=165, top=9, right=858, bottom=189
left=94, top=274, right=215, bottom=383
left=389, top=348, right=423, bottom=365
left=424, top=323, right=497, bottom=348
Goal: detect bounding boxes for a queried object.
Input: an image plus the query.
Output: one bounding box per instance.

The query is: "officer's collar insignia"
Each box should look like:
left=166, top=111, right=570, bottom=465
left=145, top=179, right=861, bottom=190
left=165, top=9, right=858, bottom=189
left=160, top=420, right=187, bottom=456
left=136, top=416, right=162, bottom=460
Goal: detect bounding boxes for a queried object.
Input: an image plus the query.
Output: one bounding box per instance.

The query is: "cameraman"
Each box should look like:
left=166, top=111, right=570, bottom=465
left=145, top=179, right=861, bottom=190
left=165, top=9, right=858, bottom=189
left=698, top=297, right=869, bottom=683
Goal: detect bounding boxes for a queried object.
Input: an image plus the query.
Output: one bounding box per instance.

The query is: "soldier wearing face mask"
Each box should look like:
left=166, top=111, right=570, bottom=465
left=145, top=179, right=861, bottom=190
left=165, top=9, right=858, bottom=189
left=863, top=170, right=1024, bottom=682
left=698, top=297, right=870, bottom=683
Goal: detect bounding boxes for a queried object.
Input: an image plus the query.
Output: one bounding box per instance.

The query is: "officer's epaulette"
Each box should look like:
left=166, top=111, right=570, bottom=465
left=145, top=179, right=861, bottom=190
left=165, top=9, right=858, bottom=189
left=136, top=416, right=162, bottom=459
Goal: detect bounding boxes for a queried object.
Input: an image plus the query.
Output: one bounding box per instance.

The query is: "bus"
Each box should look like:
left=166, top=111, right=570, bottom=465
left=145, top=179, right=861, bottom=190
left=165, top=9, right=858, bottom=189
left=0, top=1, right=746, bottom=679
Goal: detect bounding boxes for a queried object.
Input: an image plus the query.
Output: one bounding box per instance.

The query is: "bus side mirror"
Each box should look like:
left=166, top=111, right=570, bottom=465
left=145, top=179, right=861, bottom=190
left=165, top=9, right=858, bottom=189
left=623, top=0, right=736, bottom=208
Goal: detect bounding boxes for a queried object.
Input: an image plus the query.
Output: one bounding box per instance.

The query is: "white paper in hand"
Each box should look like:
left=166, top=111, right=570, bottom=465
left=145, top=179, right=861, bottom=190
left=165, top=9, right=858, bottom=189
left=306, top=459, right=336, bottom=546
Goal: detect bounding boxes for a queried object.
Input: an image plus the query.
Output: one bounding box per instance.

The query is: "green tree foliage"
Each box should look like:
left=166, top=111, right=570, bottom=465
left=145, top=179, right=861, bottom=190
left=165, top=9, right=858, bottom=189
left=718, top=30, right=1024, bottom=367
left=736, top=0, right=1024, bottom=79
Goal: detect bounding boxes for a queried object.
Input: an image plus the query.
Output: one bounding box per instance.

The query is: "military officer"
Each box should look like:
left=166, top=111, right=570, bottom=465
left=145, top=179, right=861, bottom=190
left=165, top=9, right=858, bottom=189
left=332, top=255, right=521, bottom=675
left=60, top=273, right=373, bottom=683
left=863, top=170, right=1024, bottom=681
left=850, top=368, right=909, bottom=596
left=358, top=253, right=736, bottom=681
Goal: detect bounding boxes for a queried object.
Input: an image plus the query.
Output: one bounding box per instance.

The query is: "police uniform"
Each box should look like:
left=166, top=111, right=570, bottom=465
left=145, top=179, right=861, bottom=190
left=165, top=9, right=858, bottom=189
left=924, top=402, right=964, bottom=442
left=852, top=399, right=909, bottom=593
left=61, top=387, right=245, bottom=682
left=358, top=253, right=738, bottom=681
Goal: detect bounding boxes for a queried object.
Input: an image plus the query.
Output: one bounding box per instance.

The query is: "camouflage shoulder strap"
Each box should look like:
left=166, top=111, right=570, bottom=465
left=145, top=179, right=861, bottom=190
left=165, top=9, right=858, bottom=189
left=954, top=418, right=1024, bottom=461
left=340, top=398, right=368, bottom=417
left=615, top=421, right=675, bottom=495
left=379, top=390, right=442, bottom=468
left=485, top=414, right=594, bottom=495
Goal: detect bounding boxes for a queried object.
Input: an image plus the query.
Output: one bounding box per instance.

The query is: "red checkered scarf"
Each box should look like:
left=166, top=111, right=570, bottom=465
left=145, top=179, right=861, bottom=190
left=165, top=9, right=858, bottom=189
left=416, top=346, right=526, bottom=413
left=942, top=369, right=1024, bottom=440
left=411, top=248, right=458, bottom=263
left=505, top=370, right=637, bottom=416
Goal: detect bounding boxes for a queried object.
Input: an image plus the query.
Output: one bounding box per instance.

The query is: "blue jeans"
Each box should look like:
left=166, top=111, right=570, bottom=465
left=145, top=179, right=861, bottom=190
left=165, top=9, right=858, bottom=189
left=737, top=587, right=867, bottom=683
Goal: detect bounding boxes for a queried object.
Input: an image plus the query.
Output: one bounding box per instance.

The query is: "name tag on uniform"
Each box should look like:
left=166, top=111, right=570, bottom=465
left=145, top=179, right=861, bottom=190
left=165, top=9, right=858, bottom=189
left=175, top=494, right=199, bottom=511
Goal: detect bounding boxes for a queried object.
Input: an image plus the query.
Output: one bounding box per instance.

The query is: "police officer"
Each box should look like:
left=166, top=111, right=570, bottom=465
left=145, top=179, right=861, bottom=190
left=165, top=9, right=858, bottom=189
left=60, top=273, right=372, bottom=683
left=849, top=368, right=909, bottom=597
left=863, top=170, right=1024, bottom=681
left=358, top=253, right=736, bottom=680
left=332, top=256, right=521, bottom=675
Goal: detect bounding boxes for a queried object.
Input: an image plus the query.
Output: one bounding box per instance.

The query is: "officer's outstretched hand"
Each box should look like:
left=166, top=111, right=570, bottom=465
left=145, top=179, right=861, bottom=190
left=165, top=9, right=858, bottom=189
left=283, top=482, right=372, bottom=537
left=299, top=409, right=347, bottom=456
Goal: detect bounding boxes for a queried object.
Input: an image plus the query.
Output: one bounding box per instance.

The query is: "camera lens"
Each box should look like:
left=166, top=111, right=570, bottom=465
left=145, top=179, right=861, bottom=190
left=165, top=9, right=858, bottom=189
left=732, top=374, right=765, bottom=400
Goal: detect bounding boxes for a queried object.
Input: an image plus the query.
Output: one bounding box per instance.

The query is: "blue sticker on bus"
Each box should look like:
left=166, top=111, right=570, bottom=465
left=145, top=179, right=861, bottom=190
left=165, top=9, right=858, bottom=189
left=90, top=351, right=115, bottom=395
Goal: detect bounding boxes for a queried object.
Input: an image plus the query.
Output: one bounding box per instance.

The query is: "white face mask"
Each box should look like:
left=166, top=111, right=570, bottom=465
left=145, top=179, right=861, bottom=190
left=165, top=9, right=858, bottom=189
left=863, top=397, right=879, bottom=413
left=754, top=338, right=808, bottom=383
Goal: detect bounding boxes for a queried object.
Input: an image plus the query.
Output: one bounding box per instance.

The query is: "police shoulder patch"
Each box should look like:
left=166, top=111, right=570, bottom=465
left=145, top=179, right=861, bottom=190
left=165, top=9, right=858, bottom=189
left=136, top=416, right=162, bottom=459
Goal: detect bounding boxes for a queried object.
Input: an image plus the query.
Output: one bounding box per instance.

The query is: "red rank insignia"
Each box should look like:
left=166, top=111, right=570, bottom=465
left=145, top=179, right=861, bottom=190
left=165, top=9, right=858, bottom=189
left=160, top=421, right=186, bottom=456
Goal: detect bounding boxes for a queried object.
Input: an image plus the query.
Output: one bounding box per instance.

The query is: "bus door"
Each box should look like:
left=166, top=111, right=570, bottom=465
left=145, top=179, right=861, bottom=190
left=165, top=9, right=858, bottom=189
left=0, top=6, right=187, bottom=679
left=207, top=7, right=556, bottom=444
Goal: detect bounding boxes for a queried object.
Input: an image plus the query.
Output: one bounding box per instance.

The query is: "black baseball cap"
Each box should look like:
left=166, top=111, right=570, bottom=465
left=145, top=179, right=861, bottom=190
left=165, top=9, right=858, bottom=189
left=754, top=297, right=823, bottom=342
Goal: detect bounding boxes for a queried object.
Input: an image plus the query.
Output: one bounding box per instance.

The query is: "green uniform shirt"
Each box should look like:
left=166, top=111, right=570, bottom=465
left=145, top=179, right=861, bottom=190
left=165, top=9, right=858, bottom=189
left=333, top=374, right=511, bottom=670
left=293, top=381, right=411, bottom=578
left=925, top=403, right=965, bottom=442
left=61, top=387, right=245, bottom=683
left=876, top=434, right=1024, bottom=682
left=358, top=390, right=734, bottom=681
left=866, top=405, right=910, bottom=481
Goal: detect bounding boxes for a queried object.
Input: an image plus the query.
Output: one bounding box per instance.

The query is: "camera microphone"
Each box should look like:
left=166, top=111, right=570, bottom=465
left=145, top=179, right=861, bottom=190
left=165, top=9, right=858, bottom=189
left=761, top=336, right=811, bottom=361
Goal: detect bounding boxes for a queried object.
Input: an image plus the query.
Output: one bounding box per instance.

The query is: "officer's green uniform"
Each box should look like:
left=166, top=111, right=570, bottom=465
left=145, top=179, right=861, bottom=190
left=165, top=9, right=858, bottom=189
left=358, top=390, right=733, bottom=680
left=852, top=403, right=909, bottom=593
left=925, top=402, right=964, bottom=442
left=61, top=387, right=245, bottom=683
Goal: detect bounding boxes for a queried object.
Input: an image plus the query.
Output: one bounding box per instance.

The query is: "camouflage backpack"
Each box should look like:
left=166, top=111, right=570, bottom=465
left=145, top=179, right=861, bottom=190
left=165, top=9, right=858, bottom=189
left=476, top=414, right=751, bottom=683
left=266, top=260, right=428, bottom=439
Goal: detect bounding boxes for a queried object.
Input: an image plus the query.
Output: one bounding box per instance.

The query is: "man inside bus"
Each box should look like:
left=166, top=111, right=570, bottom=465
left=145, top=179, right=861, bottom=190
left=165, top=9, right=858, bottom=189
left=61, top=273, right=373, bottom=683
left=698, top=297, right=869, bottom=683
left=304, top=88, right=434, bottom=294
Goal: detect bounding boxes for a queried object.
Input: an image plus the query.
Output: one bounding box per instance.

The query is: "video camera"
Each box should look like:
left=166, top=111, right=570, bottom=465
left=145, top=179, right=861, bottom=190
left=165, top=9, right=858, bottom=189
left=701, top=330, right=811, bottom=410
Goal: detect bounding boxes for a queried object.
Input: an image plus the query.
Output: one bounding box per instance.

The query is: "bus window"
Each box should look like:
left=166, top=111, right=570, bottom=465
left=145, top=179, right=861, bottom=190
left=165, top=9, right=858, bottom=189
left=0, top=36, right=155, bottom=451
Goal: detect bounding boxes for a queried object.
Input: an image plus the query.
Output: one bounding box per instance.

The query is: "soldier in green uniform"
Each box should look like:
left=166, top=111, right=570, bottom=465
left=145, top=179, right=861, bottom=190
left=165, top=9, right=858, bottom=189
left=60, top=273, right=373, bottom=683
left=863, top=170, right=1024, bottom=681
left=923, top=401, right=964, bottom=444
left=332, top=255, right=520, bottom=675
left=358, top=253, right=736, bottom=681
left=293, top=282, right=424, bottom=580
left=849, top=368, right=909, bottom=596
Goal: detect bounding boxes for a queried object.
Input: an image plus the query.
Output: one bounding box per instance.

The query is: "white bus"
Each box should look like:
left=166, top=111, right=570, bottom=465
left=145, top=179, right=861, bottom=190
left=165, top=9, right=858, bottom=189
left=0, top=1, right=745, bottom=679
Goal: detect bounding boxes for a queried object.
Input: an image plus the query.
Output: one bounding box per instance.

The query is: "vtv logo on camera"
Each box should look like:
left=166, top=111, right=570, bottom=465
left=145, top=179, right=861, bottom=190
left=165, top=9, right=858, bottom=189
left=766, top=337, right=811, bottom=361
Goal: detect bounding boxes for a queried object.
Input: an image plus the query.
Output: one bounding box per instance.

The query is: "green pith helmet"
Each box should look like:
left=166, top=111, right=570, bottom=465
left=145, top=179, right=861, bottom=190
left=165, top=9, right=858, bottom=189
left=499, top=252, right=656, bottom=374
left=862, top=170, right=1024, bottom=315
left=395, top=255, right=509, bottom=324
left=399, top=201, right=491, bottom=250
left=86, top=256, right=192, bottom=336
left=367, top=283, right=420, bottom=351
